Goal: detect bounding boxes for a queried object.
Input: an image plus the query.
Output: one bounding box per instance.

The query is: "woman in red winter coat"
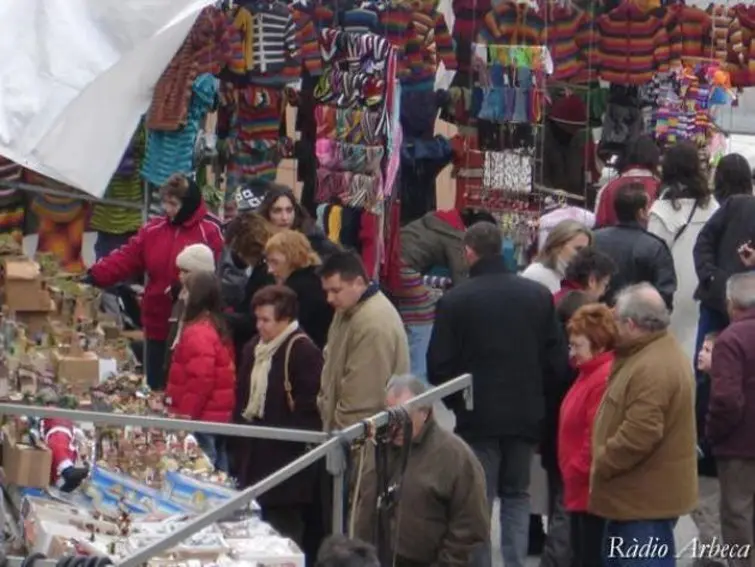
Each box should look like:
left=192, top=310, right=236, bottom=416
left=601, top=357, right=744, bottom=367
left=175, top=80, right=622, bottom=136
left=558, top=303, right=617, bottom=567
left=166, top=272, right=235, bottom=472
left=86, top=174, right=223, bottom=390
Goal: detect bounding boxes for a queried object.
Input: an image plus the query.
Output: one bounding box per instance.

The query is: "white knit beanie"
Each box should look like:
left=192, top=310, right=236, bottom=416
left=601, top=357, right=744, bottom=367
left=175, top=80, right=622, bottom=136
left=176, top=244, right=215, bottom=273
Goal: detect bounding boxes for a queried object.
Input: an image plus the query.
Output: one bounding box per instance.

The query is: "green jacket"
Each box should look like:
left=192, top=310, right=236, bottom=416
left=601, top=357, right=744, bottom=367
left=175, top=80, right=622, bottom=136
left=400, top=213, right=467, bottom=284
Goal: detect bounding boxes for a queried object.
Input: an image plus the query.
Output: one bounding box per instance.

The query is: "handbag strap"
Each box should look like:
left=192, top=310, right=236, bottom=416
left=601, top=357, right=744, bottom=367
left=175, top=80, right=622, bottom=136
left=672, top=201, right=698, bottom=245
left=283, top=333, right=306, bottom=412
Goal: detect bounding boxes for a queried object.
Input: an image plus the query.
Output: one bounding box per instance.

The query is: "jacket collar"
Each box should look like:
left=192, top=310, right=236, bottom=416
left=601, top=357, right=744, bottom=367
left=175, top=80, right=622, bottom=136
left=615, top=330, right=667, bottom=358
left=559, top=279, right=583, bottom=294
left=469, top=255, right=508, bottom=278
left=577, top=350, right=614, bottom=375
left=615, top=220, right=646, bottom=231
left=732, top=307, right=755, bottom=323
left=410, top=415, right=437, bottom=446
left=343, top=282, right=380, bottom=318
left=286, top=265, right=317, bottom=285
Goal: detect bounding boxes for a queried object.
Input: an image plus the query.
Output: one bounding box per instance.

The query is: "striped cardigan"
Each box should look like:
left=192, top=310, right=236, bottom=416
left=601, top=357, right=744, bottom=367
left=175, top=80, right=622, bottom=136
left=480, top=2, right=545, bottom=46
left=381, top=5, right=456, bottom=87
left=596, top=2, right=670, bottom=85
left=452, top=0, right=493, bottom=73
left=730, top=4, right=755, bottom=87
left=544, top=5, right=593, bottom=82
left=660, top=5, right=712, bottom=66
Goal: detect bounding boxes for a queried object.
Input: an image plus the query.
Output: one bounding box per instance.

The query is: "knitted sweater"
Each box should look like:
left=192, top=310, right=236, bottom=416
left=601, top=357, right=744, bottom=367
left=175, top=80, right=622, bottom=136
left=480, top=2, right=545, bottom=46
left=232, top=2, right=301, bottom=86
left=290, top=2, right=336, bottom=76
left=452, top=0, right=493, bottom=73
left=660, top=5, right=712, bottom=66
left=596, top=2, right=670, bottom=85
left=707, top=4, right=734, bottom=62
left=381, top=5, right=456, bottom=86
left=544, top=4, right=593, bottom=82
left=730, top=5, right=755, bottom=87
left=91, top=127, right=145, bottom=235
left=142, top=74, right=219, bottom=186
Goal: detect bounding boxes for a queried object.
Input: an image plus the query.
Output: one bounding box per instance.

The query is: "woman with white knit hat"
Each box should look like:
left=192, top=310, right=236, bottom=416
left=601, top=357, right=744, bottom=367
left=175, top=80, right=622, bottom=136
left=164, top=243, right=216, bottom=375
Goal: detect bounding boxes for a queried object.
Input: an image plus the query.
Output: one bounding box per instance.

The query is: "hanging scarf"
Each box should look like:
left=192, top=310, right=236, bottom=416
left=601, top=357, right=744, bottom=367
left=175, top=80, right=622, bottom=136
left=243, top=321, right=300, bottom=420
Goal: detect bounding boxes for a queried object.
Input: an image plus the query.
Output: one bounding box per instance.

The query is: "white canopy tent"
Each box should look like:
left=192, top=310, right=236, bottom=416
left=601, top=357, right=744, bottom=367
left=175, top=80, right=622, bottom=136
left=0, top=0, right=214, bottom=198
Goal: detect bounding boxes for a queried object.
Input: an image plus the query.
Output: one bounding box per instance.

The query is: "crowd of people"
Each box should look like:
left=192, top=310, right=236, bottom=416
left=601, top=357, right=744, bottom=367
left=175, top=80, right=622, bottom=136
left=80, top=135, right=755, bottom=567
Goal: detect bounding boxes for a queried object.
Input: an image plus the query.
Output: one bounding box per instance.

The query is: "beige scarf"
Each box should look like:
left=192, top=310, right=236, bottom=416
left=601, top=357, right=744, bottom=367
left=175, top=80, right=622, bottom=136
left=243, top=321, right=299, bottom=420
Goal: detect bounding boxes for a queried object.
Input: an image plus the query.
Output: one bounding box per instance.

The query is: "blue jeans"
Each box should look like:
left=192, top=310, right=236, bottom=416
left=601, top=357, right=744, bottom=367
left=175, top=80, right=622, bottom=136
left=604, top=519, right=677, bottom=567
left=470, top=438, right=534, bottom=567
left=195, top=433, right=229, bottom=473
left=406, top=323, right=433, bottom=380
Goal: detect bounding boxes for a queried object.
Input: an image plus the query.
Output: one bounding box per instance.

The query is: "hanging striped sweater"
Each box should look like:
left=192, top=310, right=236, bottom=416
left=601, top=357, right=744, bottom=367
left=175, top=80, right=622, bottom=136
left=544, top=4, right=594, bottom=82
left=91, top=127, right=145, bottom=235
left=596, top=2, right=670, bottom=86
left=231, top=3, right=301, bottom=86
left=480, top=2, right=545, bottom=46
left=452, top=0, right=493, bottom=73
left=659, top=5, right=712, bottom=67
left=729, top=4, right=755, bottom=87
left=381, top=5, right=456, bottom=87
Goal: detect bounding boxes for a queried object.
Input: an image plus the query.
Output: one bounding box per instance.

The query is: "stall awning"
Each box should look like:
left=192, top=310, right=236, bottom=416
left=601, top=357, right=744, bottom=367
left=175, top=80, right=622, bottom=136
left=0, top=0, right=213, bottom=198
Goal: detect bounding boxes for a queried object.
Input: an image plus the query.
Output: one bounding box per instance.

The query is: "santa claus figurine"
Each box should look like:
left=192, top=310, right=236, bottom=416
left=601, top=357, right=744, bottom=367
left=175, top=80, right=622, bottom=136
left=38, top=418, right=89, bottom=492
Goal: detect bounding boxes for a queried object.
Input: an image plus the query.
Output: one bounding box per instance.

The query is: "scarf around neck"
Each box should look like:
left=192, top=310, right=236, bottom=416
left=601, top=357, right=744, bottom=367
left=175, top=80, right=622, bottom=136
left=243, top=320, right=300, bottom=421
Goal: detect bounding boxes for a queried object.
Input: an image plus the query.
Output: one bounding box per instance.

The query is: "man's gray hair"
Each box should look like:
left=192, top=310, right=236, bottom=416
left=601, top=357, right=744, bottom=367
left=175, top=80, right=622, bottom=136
left=385, top=374, right=432, bottom=409
left=614, top=282, right=671, bottom=331
left=726, top=272, right=755, bottom=310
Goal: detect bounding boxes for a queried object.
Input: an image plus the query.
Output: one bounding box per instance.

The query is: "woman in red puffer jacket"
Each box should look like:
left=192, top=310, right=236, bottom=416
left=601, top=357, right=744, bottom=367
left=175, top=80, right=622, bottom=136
left=558, top=303, right=617, bottom=567
left=166, top=272, right=235, bottom=472
left=87, top=174, right=224, bottom=391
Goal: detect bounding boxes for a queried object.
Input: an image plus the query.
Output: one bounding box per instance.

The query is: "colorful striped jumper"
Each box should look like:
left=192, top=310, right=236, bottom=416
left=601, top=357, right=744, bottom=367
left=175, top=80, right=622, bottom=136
left=596, top=2, right=670, bottom=85
left=381, top=2, right=457, bottom=87
left=543, top=4, right=595, bottom=82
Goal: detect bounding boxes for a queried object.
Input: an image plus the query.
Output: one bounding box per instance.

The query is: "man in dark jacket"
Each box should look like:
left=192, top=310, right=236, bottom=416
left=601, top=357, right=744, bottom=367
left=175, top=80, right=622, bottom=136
left=427, top=222, right=569, bottom=567
left=593, top=183, right=677, bottom=309
left=693, top=193, right=755, bottom=342
left=707, top=272, right=755, bottom=566
left=355, top=375, right=489, bottom=567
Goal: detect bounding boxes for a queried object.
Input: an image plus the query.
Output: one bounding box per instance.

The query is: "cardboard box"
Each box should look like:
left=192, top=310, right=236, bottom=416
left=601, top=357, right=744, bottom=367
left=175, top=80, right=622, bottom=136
left=2, top=425, right=53, bottom=488
left=51, top=349, right=100, bottom=394
left=16, top=312, right=51, bottom=334
left=3, top=259, right=54, bottom=312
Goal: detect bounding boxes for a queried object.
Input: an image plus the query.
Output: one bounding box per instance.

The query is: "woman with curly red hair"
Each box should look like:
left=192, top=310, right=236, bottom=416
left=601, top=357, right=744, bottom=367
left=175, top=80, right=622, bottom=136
left=558, top=303, right=618, bottom=567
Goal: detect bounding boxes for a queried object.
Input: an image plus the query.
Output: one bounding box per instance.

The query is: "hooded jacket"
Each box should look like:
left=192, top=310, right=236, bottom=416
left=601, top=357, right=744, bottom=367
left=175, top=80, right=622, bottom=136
left=558, top=351, right=613, bottom=511
left=166, top=319, right=236, bottom=422
left=89, top=197, right=223, bottom=341
left=401, top=210, right=468, bottom=284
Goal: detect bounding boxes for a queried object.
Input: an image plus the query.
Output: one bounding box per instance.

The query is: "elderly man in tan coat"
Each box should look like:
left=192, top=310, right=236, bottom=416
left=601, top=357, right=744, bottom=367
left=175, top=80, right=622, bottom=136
left=590, top=283, right=697, bottom=567
left=318, top=251, right=410, bottom=432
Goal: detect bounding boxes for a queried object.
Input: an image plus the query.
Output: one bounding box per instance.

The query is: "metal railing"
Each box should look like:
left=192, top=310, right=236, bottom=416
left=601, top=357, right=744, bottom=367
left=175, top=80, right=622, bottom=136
left=0, top=373, right=473, bottom=567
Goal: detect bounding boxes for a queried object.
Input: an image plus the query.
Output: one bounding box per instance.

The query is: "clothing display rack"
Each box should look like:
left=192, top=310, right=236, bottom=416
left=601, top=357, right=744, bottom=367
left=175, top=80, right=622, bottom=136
left=0, top=373, right=473, bottom=567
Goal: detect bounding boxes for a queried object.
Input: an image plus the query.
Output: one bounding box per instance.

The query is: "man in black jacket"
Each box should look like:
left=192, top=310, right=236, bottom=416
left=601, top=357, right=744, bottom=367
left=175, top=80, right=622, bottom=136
left=593, top=183, right=677, bottom=309
left=427, top=222, right=569, bottom=567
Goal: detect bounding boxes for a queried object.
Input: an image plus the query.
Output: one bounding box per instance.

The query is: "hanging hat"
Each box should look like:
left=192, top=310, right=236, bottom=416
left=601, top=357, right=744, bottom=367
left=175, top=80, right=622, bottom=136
left=549, top=95, right=588, bottom=126
left=234, top=184, right=267, bottom=212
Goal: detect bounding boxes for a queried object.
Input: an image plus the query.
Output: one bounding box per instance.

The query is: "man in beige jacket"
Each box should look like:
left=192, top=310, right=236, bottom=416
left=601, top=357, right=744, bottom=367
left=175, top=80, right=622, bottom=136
left=318, top=251, right=410, bottom=432
left=590, top=283, right=697, bottom=566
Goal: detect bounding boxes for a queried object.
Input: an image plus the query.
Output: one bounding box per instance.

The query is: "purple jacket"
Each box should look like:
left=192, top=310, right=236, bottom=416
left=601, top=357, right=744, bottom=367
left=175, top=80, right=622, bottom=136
left=707, top=308, right=755, bottom=457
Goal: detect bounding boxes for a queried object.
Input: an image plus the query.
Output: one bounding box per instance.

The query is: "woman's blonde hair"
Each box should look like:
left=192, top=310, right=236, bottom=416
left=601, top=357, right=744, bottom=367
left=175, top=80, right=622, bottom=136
left=538, top=220, right=593, bottom=269
left=265, top=229, right=321, bottom=270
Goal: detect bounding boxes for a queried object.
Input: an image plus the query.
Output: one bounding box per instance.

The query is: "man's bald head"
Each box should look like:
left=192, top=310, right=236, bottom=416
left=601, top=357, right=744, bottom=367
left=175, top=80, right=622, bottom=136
left=615, top=283, right=670, bottom=333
